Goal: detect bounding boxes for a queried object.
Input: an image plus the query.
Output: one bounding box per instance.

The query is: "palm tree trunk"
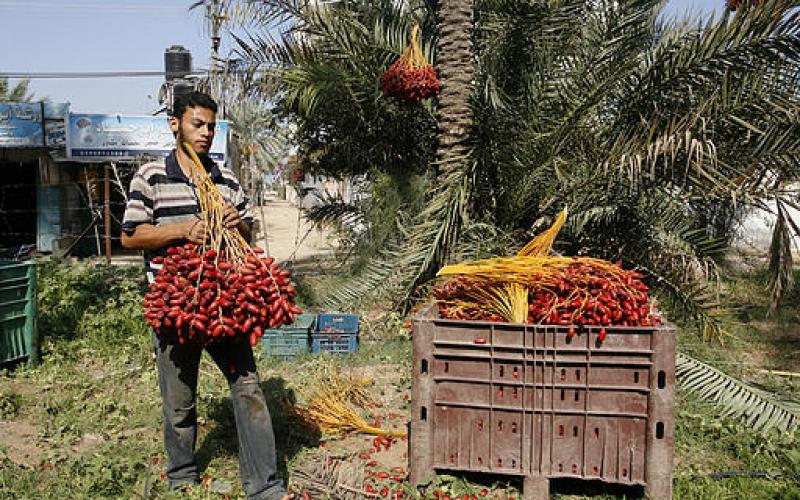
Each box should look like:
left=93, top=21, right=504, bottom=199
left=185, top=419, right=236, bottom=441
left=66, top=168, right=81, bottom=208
left=396, top=0, right=476, bottom=301
left=408, top=1, right=476, bottom=486
left=434, top=0, right=475, bottom=175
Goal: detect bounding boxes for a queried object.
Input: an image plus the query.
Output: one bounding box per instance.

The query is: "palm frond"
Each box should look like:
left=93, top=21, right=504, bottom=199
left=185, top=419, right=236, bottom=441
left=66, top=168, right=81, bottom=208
left=0, top=77, right=34, bottom=102
left=304, top=194, right=365, bottom=231
left=320, top=250, right=400, bottom=309
left=219, top=0, right=306, bottom=29
left=603, top=0, right=800, bottom=196
left=652, top=264, right=726, bottom=341
left=321, top=154, right=473, bottom=308
left=676, top=352, right=800, bottom=434
left=767, top=198, right=796, bottom=314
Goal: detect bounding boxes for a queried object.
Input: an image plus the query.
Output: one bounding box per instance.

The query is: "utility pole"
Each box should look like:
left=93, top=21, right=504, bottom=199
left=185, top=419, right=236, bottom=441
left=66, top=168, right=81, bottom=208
left=207, top=0, right=225, bottom=111
left=104, top=165, right=111, bottom=264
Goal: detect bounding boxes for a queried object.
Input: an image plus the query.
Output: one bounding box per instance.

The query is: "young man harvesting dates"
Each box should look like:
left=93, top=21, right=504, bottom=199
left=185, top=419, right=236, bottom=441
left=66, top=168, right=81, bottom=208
left=121, top=91, right=293, bottom=500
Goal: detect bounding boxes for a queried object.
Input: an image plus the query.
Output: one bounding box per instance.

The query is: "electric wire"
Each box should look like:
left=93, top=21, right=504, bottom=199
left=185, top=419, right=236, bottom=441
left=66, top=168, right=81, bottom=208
left=0, top=2, right=189, bottom=12
left=0, top=71, right=201, bottom=79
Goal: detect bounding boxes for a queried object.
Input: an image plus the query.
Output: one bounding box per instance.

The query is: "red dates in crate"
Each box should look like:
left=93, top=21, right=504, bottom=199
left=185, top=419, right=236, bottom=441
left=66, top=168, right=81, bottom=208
left=435, top=261, right=661, bottom=335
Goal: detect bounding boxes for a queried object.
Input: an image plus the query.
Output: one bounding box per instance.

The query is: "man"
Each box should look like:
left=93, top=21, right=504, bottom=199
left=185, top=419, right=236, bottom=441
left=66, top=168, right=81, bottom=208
left=121, top=91, right=291, bottom=500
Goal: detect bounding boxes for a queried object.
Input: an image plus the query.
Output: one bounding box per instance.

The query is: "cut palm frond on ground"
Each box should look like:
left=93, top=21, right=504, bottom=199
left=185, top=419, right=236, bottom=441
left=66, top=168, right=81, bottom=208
left=676, top=352, right=800, bottom=434
left=291, top=452, right=372, bottom=499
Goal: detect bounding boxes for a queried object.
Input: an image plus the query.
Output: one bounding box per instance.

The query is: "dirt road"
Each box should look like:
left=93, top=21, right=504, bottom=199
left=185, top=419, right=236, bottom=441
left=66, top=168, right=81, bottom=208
left=251, top=197, right=335, bottom=271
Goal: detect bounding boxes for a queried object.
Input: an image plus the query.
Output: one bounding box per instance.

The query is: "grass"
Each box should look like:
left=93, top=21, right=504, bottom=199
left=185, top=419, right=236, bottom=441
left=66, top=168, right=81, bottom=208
left=0, top=259, right=798, bottom=499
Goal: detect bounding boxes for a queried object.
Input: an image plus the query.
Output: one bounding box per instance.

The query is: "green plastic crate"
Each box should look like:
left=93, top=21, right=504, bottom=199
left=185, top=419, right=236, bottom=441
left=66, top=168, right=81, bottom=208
left=0, top=260, right=37, bottom=366
left=261, top=313, right=315, bottom=360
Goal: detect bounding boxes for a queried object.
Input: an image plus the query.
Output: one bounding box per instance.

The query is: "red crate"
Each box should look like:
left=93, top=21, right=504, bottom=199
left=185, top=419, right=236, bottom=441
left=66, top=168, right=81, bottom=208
left=410, top=305, right=675, bottom=499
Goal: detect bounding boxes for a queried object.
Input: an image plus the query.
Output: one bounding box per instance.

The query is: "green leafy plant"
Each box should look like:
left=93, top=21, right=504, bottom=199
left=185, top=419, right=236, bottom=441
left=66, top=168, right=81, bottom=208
left=37, top=258, right=148, bottom=348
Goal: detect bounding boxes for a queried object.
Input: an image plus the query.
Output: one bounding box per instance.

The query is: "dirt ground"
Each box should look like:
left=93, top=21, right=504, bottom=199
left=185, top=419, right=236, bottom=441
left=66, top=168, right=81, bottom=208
left=251, top=197, right=336, bottom=271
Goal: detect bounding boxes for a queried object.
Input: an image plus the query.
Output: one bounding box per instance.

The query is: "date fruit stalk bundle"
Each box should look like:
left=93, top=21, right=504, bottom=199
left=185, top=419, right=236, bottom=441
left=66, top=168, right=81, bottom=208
left=142, top=143, right=302, bottom=345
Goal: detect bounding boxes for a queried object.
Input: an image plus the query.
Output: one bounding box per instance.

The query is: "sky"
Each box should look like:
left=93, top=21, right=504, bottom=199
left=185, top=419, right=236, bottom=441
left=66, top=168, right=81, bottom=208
left=0, top=0, right=725, bottom=116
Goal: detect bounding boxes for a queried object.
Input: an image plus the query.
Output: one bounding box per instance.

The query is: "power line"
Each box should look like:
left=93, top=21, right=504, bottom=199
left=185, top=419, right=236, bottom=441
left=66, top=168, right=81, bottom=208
left=0, top=70, right=204, bottom=79
left=0, top=67, right=270, bottom=80
left=0, top=2, right=188, bottom=12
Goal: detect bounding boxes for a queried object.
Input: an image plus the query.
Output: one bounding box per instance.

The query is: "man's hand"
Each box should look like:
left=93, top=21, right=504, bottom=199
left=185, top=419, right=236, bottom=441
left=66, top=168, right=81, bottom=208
left=184, top=219, right=208, bottom=244
left=223, top=204, right=241, bottom=230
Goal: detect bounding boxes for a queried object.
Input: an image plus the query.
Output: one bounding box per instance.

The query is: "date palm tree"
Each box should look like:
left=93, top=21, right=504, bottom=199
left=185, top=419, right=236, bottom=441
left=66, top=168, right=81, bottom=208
left=213, top=0, right=800, bottom=433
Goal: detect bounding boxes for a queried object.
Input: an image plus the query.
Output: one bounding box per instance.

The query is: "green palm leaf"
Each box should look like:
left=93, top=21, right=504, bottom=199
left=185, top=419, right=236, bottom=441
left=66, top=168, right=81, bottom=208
left=676, top=352, right=800, bottom=434
left=0, top=77, right=35, bottom=102
left=321, top=155, right=473, bottom=308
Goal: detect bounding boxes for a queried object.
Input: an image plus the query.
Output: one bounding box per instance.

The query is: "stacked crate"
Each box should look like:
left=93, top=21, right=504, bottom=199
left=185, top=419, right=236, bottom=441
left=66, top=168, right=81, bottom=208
left=261, top=313, right=316, bottom=359
left=311, top=313, right=359, bottom=354
left=0, top=260, right=37, bottom=366
left=261, top=313, right=360, bottom=358
left=410, top=305, right=675, bottom=499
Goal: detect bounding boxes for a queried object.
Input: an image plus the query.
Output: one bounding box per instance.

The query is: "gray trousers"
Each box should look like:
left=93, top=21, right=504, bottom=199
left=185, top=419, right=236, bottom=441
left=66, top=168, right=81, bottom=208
left=152, top=331, right=286, bottom=500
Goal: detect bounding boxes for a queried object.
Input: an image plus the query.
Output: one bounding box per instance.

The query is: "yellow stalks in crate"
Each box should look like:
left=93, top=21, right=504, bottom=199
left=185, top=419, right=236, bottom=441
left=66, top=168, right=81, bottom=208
left=516, top=207, right=567, bottom=257
left=435, top=207, right=663, bottom=328
left=436, top=209, right=569, bottom=322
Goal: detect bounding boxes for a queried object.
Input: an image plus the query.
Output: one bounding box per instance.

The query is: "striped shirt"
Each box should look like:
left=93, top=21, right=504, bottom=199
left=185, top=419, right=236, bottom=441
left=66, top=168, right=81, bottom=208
left=122, top=150, right=253, bottom=282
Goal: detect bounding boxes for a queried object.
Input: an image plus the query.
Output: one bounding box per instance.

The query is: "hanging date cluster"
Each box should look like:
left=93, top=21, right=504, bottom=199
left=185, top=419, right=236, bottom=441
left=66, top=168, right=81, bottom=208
left=380, top=25, right=441, bottom=102
left=380, top=63, right=441, bottom=103
left=142, top=243, right=302, bottom=346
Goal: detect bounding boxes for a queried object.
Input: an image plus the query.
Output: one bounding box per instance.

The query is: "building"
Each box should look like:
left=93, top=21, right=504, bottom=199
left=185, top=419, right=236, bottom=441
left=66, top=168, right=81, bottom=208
left=0, top=101, right=230, bottom=259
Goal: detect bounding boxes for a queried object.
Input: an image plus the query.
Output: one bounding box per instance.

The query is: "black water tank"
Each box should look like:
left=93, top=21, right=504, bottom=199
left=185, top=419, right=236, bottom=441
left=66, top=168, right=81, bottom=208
left=164, top=45, right=192, bottom=81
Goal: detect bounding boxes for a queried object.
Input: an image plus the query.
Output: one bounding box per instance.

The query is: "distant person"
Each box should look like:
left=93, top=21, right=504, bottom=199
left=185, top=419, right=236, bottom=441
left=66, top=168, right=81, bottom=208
left=121, top=91, right=292, bottom=500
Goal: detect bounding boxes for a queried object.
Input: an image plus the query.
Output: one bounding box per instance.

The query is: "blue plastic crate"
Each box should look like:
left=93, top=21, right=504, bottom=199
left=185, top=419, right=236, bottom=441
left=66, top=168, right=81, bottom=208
left=311, top=332, right=358, bottom=354
left=261, top=313, right=315, bottom=359
left=316, top=313, right=359, bottom=334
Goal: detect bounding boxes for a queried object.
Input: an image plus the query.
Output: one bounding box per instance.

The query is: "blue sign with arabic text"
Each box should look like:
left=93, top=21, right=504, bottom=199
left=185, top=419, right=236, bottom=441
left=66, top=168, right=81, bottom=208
left=0, top=102, right=68, bottom=148
left=66, top=114, right=228, bottom=161
left=0, top=102, right=42, bottom=147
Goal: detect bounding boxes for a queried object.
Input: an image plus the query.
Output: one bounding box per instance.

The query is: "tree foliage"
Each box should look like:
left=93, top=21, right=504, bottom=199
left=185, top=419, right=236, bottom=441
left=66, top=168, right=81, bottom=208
left=0, top=77, right=35, bottom=102
left=229, top=1, right=800, bottom=331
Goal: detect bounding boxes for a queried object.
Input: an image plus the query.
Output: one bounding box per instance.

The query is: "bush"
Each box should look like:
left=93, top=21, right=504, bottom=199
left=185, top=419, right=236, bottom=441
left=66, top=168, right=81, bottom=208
left=37, top=258, right=149, bottom=354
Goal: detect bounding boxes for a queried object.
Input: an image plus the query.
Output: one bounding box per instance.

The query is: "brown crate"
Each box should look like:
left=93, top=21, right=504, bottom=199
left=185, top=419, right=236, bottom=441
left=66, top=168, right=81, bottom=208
left=410, top=305, right=676, bottom=500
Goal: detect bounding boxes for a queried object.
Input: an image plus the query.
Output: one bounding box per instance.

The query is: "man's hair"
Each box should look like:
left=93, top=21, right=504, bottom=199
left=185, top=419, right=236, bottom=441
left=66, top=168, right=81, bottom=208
left=171, top=91, right=218, bottom=118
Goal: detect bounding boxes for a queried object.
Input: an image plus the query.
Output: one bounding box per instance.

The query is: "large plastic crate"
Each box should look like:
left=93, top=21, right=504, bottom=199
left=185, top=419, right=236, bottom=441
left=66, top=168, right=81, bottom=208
left=410, top=305, right=675, bottom=500
left=0, top=260, right=37, bottom=366
left=261, top=313, right=315, bottom=359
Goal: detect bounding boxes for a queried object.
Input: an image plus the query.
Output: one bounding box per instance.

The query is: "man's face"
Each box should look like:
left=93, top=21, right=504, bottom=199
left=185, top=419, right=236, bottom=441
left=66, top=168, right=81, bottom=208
left=170, top=106, right=216, bottom=154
